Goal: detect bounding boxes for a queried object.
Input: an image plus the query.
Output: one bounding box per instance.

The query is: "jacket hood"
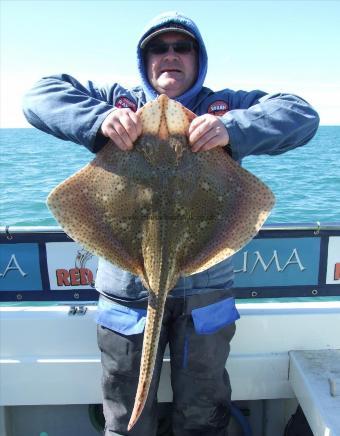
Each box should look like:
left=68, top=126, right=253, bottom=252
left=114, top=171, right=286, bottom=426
left=137, top=11, right=208, bottom=109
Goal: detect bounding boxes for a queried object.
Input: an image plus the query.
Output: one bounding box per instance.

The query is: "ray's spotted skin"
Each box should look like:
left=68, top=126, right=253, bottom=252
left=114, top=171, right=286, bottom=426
left=47, top=94, right=275, bottom=430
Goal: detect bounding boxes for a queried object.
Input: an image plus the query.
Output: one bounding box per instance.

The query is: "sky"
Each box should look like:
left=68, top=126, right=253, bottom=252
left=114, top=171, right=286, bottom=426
left=1, top=0, right=340, bottom=127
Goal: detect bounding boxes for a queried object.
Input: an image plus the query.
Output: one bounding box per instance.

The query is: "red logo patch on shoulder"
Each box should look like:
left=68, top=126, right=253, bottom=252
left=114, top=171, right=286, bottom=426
left=115, top=96, right=137, bottom=112
left=207, top=100, right=229, bottom=116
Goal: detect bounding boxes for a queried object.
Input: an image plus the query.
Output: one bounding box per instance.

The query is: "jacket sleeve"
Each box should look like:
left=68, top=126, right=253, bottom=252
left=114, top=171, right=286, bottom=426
left=22, top=74, right=121, bottom=152
left=220, top=92, right=320, bottom=161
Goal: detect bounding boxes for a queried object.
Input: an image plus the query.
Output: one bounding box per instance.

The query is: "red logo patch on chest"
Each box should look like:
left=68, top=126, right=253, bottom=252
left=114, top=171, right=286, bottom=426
left=115, top=96, right=137, bottom=112
left=207, top=100, right=229, bottom=116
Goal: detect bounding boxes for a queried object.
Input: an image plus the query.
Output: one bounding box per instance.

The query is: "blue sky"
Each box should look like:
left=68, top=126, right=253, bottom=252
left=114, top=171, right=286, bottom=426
left=1, top=0, right=339, bottom=126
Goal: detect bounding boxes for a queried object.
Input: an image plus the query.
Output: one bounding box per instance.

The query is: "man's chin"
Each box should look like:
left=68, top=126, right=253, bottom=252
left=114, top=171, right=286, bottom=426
left=156, top=81, right=183, bottom=98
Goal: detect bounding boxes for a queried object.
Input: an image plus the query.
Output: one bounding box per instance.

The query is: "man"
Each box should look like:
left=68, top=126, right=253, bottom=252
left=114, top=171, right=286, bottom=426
left=23, top=11, right=319, bottom=436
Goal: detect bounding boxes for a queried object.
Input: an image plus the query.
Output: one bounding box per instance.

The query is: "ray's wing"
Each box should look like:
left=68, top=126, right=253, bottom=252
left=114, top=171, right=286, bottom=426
left=47, top=142, right=158, bottom=275
left=179, top=148, right=275, bottom=275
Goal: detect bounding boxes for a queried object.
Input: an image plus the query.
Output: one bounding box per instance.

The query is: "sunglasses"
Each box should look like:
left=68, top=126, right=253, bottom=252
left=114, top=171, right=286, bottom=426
left=146, top=40, right=197, bottom=55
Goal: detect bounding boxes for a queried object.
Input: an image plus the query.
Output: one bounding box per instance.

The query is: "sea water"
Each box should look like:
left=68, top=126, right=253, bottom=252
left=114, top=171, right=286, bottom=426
left=1, top=126, right=339, bottom=227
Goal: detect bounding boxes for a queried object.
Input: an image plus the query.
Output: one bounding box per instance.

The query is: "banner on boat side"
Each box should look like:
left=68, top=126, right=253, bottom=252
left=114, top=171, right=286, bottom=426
left=45, top=242, right=98, bottom=290
left=233, top=237, right=320, bottom=288
left=0, top=243, right=42, bottom=291
left=326, top=237, right=340, bottom=284
left=0, top=226, right=340, bottom=301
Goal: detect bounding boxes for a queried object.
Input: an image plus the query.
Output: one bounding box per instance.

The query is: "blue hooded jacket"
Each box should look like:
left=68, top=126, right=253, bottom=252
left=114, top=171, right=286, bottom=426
left=23, top=11, right=320, bottom=308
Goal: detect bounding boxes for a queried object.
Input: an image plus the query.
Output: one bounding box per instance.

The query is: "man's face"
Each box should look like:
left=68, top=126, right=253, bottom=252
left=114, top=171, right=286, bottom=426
left=145, top=32, right=198, bottom=98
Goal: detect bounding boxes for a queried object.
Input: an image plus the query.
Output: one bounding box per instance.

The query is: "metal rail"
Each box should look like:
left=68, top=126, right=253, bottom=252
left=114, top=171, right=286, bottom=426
left=1, top=223, right=340, bottom=234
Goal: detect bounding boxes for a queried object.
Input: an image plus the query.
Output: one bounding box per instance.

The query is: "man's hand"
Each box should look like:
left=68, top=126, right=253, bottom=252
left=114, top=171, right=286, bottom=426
left=188, top=114, right=229, bottom=152
left=100, top=109, right=142, bottom=151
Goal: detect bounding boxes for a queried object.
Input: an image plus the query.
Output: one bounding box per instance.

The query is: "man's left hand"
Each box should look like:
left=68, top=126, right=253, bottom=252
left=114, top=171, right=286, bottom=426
left=188, top=114, right=229, bottom=152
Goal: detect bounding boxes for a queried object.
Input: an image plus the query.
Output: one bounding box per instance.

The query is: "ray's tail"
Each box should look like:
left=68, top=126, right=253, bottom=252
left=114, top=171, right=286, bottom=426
left=127, top=294, right=166, bottom=431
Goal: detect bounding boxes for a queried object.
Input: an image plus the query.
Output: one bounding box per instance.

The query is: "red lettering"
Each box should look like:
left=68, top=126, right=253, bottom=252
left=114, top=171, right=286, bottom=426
left=69, top=268, right=80, bottom=286
left=56, top=269, right=70, bottom=286
left=335, top=263, right=340, bottom=280
left=56, top=268, right=94, bottom=287
left=79, top=268, right=94, bottom=285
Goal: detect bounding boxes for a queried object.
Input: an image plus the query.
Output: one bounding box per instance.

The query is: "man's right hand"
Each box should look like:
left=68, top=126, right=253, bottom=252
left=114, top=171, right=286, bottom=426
left=100, top=108, right=142, bottom=151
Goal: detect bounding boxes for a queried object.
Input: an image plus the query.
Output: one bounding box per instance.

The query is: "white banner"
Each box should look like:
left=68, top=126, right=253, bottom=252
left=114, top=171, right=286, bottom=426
left=326, top=237, right=340, bottom=284
left=46, top=242, right=98, bottom=290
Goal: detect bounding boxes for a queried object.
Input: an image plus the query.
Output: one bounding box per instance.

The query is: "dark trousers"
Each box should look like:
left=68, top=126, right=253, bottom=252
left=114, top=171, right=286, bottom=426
left=97, top=290, right=236, bottom=436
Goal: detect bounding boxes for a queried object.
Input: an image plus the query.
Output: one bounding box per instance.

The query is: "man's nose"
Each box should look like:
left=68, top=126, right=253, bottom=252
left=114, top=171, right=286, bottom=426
left=163, top=47, right=179, bottom=59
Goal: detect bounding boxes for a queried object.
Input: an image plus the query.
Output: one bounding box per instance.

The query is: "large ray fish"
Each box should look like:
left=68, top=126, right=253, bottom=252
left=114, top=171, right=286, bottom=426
left=47, top=94, right=275, bottom=430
